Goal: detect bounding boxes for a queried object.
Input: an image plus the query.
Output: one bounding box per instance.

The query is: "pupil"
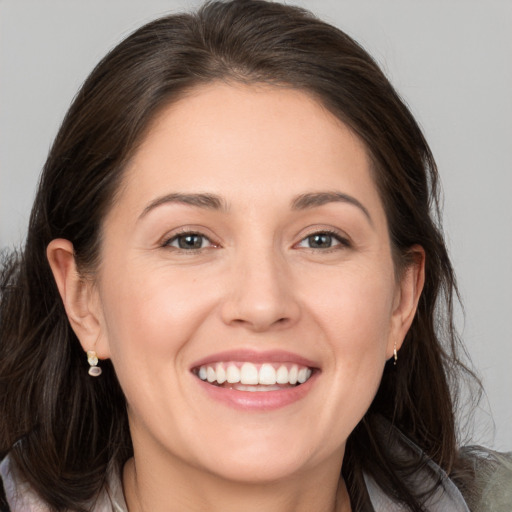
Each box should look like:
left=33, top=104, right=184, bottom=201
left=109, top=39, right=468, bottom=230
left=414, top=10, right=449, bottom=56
left=309, top=234, right=331, bottom=248
left=179, top=234, right=202, bottom=249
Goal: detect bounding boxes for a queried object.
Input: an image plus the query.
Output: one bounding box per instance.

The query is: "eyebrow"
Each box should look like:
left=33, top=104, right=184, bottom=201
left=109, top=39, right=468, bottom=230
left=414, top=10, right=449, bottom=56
left=138, top=190, right=372, bottom=225
left=139, top=193, right=226, bottom=220
left=291, top=191, right=373, bottom=225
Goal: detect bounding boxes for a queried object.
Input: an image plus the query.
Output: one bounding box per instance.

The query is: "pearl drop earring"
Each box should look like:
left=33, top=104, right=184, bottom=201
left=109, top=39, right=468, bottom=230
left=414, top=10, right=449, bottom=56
left=87, top=350, right=102, bottom=377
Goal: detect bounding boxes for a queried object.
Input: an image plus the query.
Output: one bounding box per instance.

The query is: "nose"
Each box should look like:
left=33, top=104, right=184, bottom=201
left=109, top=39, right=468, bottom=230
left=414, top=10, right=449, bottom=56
left=220, top=246, right=301, bottom=332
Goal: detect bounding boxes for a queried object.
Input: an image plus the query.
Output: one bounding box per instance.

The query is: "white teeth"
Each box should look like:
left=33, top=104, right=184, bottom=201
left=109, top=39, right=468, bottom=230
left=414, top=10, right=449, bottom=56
left=298, top=367, right=311, bottom=384
left=240, top=362, right=259, bottom=385
left=234, top=384, right=283, bottom=392
left=226, top=365, right=241, bottom=383
left=196, top=362, right=313, bottom=387
left=259, top=363, right=277, bottom=385
left=216, top=363, right=226, bottom=384
left=207, top=366, right=216, bottom=383
left=276, top=365, right=289, bottom=384
left=288, top=365, right=298, bottom=385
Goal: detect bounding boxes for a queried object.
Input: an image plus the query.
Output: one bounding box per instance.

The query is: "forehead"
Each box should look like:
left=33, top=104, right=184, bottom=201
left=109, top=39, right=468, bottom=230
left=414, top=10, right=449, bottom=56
left=114, top=82, right=385, bottom=225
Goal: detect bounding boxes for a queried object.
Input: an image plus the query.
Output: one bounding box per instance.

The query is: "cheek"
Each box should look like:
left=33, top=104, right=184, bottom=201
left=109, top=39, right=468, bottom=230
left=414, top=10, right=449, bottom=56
left=303, top=261, right=396, bottom=390
left=97, top=260, right=217, bottom=368
left=307, top=260, right=395, bottom=345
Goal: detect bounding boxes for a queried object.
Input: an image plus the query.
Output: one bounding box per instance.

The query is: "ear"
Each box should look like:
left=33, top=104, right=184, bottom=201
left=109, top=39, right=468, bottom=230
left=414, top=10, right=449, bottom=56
left=47, top=239, right=110, bottom=359
left=386, top=245, right=425, bottom=359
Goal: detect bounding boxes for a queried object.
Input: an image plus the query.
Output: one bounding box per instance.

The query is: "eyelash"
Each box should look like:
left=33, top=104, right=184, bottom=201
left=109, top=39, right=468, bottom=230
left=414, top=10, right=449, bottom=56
left=162, top=230, right=217, bottom=252
left=162, top=229, right=350, bottom=253
left=295, top=229, right=351, bottom=251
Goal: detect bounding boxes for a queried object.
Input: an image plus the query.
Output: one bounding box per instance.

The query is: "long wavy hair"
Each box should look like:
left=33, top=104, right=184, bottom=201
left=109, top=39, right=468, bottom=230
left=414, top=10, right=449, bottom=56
left=0, top=1, right=479, bottom=510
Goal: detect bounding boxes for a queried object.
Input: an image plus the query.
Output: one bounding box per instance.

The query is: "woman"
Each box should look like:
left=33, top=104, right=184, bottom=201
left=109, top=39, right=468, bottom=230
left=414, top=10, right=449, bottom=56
left=0, top=1, right=510, bottom=511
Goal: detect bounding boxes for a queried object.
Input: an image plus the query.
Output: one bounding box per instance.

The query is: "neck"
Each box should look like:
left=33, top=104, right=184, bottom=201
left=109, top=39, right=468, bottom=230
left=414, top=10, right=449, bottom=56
left=123, top=452, right=351, bottom=512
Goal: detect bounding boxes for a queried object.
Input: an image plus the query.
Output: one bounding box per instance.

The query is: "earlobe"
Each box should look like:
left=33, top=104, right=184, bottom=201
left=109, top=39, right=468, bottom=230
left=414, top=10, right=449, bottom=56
left=387, top=246, right=426, bottom=359
left=46, top=239, right=109, bottom=359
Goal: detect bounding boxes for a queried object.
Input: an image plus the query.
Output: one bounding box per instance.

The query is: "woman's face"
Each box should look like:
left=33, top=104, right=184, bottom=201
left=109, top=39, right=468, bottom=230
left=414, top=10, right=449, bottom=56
left=88, top=83, right=419, bottom=483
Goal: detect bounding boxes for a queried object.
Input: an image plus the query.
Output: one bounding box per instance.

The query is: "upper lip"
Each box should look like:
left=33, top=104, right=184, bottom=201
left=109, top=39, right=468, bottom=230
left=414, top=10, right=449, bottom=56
left=190, top=349, right=319, bottom=370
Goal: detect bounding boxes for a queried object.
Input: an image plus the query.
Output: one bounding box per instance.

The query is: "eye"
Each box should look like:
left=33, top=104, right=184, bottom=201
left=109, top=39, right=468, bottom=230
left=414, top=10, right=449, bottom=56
left=296, top=231, right=349, bottom=250
left=164, top=232, right=214, bottom=250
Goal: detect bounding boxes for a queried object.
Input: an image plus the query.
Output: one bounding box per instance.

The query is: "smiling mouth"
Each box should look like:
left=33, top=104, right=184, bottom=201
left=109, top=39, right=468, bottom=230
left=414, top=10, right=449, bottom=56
left=193, top=362, right=314, bottom=392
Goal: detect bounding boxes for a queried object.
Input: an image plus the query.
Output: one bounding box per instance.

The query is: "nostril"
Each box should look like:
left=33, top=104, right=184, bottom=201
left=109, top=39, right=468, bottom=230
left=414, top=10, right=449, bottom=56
left=220, top=279, right=301, bottom=331
left=227, top=314, right=292, bottom=330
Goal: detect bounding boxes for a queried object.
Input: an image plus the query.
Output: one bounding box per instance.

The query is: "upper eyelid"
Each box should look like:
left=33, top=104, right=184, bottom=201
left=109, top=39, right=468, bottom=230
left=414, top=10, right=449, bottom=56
left=160, top=226, right=218, bottom=246
left=162, top=233, right=217, bottom=253
left=158, top=225, right=351, bottom=247
left=295, top=232, right=350, bottom=249
left=296, top=227, right=351, bottom=244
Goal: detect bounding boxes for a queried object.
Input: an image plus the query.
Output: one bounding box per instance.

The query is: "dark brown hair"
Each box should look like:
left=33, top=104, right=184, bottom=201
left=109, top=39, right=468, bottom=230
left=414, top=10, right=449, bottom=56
left=0, top=1, right=478, bottom=510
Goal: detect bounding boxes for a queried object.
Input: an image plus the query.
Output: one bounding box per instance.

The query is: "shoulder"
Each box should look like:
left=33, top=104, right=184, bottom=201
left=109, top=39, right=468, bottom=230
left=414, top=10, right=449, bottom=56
left=460, top=447, right=512, bottom=512
left=0, top=471, right=10, bottom=512
left=365, top=419, right=472, bottom=510
left=0, top=455, right=49, bottom=512
left=0, top=454, right=127, bottom=512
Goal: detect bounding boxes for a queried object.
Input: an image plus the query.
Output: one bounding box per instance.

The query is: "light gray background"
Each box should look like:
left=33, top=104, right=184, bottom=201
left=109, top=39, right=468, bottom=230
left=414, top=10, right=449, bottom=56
left=1, top=1, right=511, bottom=450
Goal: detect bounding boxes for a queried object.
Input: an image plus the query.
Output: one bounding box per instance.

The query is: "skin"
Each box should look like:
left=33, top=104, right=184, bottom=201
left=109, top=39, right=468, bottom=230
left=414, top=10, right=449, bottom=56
left=48, top=83, right=424, bottom=512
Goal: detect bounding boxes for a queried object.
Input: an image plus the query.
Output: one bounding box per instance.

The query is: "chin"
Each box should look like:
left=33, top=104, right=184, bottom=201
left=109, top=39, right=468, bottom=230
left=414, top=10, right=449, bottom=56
left=202, top=454, right=312, bottom=484
left=184, top=428, right=340, bottom=485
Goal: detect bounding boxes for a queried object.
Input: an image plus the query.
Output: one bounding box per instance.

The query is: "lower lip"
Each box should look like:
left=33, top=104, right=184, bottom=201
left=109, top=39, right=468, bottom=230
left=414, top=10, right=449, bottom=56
left=194, top=372, right=318, bottom=411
